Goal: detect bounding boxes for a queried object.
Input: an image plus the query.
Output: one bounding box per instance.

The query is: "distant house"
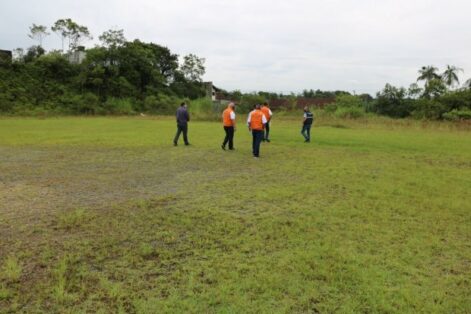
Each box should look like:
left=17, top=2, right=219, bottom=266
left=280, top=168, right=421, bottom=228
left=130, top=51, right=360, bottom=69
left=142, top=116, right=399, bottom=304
left=204, top=81, right=225, bottom=101
left=0, top=49, right=12, bottom=65
left=67, top=46, right=86, bottom=64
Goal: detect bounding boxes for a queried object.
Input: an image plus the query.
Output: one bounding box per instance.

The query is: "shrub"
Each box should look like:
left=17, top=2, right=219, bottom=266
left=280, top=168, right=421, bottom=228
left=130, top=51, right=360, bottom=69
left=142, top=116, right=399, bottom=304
left=412, top=99, right=447, bottom=120
left=1, top=256, right=22, bottom=282
left=334, top=106, right=365, bottom=119
left=190, top=98, right=213, bottom=114
left=144, top=94, right=182, bottom=114
left=324, top=104, right=337, bottom=113
left=335, top=94, right=364, bottom=108
left=442, top=109, right=471, bottom=121
left=374, top=84, right=413, bottom=118
left=56, top=208, right=90, bottom=230
left=103, top=97, right=135, bottom=115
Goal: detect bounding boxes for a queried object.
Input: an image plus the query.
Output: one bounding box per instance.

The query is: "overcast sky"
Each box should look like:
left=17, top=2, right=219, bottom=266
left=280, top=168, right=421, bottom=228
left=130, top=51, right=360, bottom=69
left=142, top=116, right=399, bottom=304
left=1, top=0, right=470, bottom=94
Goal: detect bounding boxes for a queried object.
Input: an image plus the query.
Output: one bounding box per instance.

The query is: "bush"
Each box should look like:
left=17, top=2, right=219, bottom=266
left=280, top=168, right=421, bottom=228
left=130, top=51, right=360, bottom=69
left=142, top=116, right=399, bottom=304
left=103, top=97, right=135, bottom=115
left=324, top=104, right=337, bottom=113
left=334, top=106, right=365, bottom=119
left=374, top=84, right=413, bottom=118
left=442, top=109, right=471, bottom=121
left=143, top=94, right=178, bottom=114
left=335, top=94, right=364, bottom=108
left=190, top=98, right=213, bottom=114
left=412, top=99, right=447, bottom=120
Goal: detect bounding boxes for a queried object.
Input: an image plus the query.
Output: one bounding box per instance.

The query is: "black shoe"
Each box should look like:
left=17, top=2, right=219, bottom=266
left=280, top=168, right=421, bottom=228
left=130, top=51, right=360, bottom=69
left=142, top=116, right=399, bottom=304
left=185, top=143, right=190, bottom=146
left=266, top=139, right=271, bottom=143
left=221, top=144, right=226, bottom=150
left=229, top=147, right=235, bottom=150
left=173, top=142, right=177, bottom=146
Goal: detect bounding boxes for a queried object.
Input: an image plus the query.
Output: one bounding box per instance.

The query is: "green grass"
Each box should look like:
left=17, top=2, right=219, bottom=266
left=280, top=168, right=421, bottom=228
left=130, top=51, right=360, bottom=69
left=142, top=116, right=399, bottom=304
left=0, top=116, right=470, bottom=313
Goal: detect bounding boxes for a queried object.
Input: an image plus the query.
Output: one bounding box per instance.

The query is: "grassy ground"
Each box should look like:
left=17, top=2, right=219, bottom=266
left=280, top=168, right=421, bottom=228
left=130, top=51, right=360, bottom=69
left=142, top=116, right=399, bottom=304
left=0, top=116, right=470, bottom=313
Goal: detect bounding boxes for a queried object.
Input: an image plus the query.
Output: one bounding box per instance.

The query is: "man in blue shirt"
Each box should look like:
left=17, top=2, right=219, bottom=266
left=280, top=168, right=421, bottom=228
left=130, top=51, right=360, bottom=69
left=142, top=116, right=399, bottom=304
left=301, top=106, right=314, bottom=143
left=174, top=102, right=190, bottom=146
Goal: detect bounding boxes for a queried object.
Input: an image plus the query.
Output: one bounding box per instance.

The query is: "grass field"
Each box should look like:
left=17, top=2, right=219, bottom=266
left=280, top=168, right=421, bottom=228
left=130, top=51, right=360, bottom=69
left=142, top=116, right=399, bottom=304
left=0, top=116, right=470, bottom=313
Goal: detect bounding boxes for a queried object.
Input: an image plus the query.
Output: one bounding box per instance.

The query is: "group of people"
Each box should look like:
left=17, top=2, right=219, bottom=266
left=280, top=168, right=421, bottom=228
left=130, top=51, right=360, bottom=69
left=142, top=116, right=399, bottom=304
left=173, top=101, right=314, bottom=158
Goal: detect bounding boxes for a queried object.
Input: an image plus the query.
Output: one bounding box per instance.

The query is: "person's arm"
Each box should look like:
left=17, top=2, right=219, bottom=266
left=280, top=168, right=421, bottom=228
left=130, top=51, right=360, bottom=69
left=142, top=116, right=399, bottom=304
left=231, top=111, right=236, bottom=130
left=247, top=112, right=252, bottom=131
left=303, top=112, right=307, bottom=124
left=269, top=109, right=273, bottom=120
left=186, top=110, right=190, bottom=122
left=262, top=113, right=267, bottom=126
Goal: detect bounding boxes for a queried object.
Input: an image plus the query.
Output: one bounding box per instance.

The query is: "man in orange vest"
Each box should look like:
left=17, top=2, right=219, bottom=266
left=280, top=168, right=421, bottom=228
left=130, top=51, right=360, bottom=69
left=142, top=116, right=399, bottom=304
left=221, top=102, right=236, bottom=150
left=247, top=103, right=268, bottom=158
left=260, top=102, right=273, bottom=142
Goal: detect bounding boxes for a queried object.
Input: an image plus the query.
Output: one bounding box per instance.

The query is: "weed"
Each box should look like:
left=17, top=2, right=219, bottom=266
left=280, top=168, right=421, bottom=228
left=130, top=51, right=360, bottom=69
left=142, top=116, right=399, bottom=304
left=56, top=208, right=90, bottom=230
left=1, top=256, right=22, bottom=282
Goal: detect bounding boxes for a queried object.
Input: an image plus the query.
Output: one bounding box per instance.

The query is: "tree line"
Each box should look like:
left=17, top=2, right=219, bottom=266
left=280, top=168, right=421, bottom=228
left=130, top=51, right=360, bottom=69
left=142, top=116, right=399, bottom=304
left=0, top=19, right=470, bottom=120
left=0, top=19, right=206, bottom=115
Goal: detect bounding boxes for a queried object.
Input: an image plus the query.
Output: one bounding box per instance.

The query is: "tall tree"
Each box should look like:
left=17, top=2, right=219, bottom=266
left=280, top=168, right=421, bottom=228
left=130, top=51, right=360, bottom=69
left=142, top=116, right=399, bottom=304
left=28, top=24, right=50, bottom=47
left=441, top=65, right=463, bottom=88
left=66, top=20, right=92, bottom=50
left=417, top=66, right=440, bottom=84
left=422, top=78, right=447, bottom=99
left=99, top=29, right=126, bottom=48
left=51, top=19, right=70, bottom=51
left=407, top=83, right=422, bottom=99
left=180, top=54, right=205, bottom=82
left=52, top=18, right=92, bottom=52
left=464, top=78, right=471, bottom=89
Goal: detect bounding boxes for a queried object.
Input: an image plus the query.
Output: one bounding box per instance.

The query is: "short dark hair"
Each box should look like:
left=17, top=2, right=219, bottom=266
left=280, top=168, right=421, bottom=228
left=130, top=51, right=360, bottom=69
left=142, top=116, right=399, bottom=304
left=263, top=102, right=268, bottom=106
left=180, top=102, right=186, bottom=107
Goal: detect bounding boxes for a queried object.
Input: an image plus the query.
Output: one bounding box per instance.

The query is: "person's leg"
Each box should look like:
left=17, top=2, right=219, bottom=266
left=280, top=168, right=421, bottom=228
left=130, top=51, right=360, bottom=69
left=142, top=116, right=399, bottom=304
left=228, top=126, right=234, bottom=149
left=252, top=130, right=256, bottom=156
left=301, top=124, right=307, bottom=141
left=254, top=130, right=263, bottom=157
left=222, top=126, right=230, bottom=149
left=182, top=124, right=189, bottom=145
left=265, top=122, right=270, bottom=141
left=306, top=124, right=311, bottom=142
left=174, top=125, right=182, bottom=145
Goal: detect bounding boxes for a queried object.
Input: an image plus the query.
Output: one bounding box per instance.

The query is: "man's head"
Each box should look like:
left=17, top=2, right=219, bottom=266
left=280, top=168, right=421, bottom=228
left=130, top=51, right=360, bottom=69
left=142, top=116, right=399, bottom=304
left=263, top=102, right=269, bottom=107
left=304, top=106, right=309, bottom=112
left=255, top=103, right=261, bottom=110
left=228, top=102, right=235, bottom=109
left=180, top=102, right=187, bottom=108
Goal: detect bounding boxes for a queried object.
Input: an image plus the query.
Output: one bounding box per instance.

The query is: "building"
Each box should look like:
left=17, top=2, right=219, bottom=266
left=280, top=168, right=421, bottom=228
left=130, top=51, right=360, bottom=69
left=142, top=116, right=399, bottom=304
left=204, top=81, right=224, bottom=101
left=67, top=46, right=86, bottom=64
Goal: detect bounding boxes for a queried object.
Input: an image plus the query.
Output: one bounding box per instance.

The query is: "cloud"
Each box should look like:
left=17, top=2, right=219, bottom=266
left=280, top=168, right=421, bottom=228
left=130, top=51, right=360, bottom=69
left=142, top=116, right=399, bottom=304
left=1, top=0, right=470, bottom=94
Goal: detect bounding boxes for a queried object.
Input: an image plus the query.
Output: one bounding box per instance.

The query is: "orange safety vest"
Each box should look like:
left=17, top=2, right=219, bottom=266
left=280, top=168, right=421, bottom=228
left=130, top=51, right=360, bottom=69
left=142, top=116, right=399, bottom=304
left=261, top=106, right=271, bottom=121
left=249, top=110, right=265, bottom=130
left=222, top=108, right=235, bottom=126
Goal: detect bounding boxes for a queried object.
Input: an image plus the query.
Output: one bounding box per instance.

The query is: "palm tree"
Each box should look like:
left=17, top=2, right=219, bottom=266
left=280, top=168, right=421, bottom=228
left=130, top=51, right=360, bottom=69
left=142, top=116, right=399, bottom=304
left=464, top=78, right=471, bottom=89
left=417, top=66, right=440, bottom=84
left=441, top=65, right=463, bottom=88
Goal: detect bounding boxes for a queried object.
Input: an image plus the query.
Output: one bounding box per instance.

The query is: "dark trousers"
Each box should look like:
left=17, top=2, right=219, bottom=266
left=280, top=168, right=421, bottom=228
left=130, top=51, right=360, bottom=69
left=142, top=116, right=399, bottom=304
left=252, top=130, right=264, bottom=157
left=174, top=124, right=188, bottom=144
left=222, top=126, right=234, bottom=149
left=264, top=122, right=270, bottom=140
left=301, top=124, right=312, bottom=141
